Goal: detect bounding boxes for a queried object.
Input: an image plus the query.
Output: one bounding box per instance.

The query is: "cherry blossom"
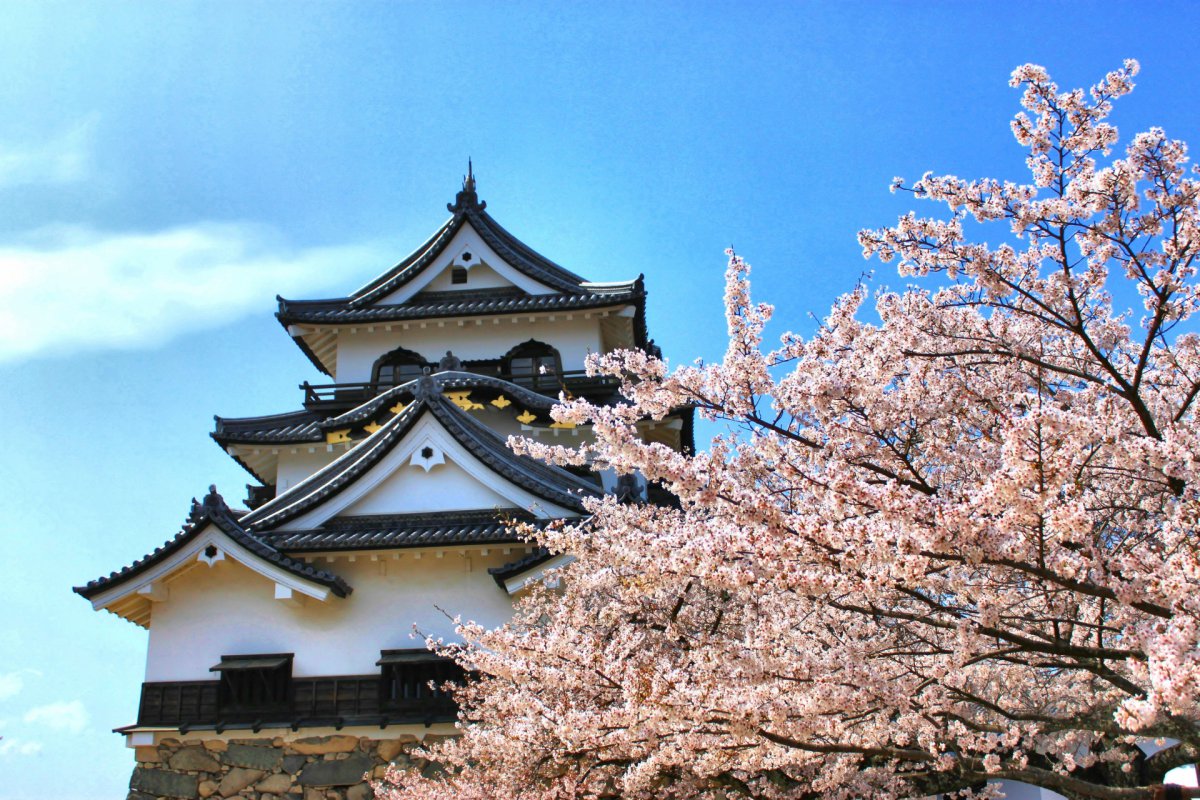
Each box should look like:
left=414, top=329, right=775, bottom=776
left=377, top=60, right=1200, bottom=799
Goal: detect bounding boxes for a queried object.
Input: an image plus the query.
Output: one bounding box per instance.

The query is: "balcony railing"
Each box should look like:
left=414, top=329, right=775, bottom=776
left=301, top=369, right=620, bottom=410
left=136, top=674, right=458, bottom=732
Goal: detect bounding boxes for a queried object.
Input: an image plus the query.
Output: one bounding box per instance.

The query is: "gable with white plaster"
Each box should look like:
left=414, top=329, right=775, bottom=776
left=378, top=223, right=559, bottom=304
left=274, top=413, right=580, bottom=531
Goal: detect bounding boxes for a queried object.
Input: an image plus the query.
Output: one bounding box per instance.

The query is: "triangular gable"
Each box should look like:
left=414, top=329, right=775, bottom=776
left=271, top=411, right=580, bottom=531
left=375, top=222, right=561, bottom=304
left=80, top=519, right=347, bottom=628
left=347, top=174, right=587, bottom=307
left=239, top=379, right=600, bottom=534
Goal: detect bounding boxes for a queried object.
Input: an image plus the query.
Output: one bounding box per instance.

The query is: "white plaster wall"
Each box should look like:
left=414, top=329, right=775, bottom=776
left=423, top=261, right=510, bottom=292
left=333, top=316, right=605, bottom=383
left=145, top=552, right=521, bottom=681
left=343, top=458, right=516, bottom=516
left=276, top=449, right=340, bottom=491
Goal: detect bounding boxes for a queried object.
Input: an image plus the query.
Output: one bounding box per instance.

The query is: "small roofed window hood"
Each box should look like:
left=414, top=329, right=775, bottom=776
left=376, top=649, right=465, bottom=715
left=211, top=653, right=293, bottom=715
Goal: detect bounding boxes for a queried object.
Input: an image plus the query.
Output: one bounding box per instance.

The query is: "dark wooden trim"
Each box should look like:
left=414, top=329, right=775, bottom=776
left=136, top=670, right=460, bottom=730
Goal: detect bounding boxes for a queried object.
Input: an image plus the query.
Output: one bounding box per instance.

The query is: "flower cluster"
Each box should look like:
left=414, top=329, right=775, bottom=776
left=377, top=62, right=1200, bottom=800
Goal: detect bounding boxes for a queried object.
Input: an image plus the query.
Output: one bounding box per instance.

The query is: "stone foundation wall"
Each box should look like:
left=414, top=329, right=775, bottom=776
left=127, top=734, right=445, bottom=800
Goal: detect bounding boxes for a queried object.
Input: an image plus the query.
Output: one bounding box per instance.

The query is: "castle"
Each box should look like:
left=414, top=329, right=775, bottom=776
left=76, top=170, right=691, bottom=800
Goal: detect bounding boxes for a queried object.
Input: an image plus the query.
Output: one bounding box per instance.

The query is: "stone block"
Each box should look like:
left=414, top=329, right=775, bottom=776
left=203, top=739, right=229, bottom=752
left=283, top=754, right=309, bottom=774
left=169, top=745, right=221, bottom=772
left=134, top=746, right=161, bottom=764
left=217, top=766, right=265, bottom=796
left=256, top=773, right=294, bottom=793
left=198, top=779, right=218, bottom=798
left=225, top=742, right=283, bottom=771
left=347, top=783, right=374, bottom=800
left=298, top=755, right=373, bottom=786
left=374, top=740, right=404, bottom=762
left=130, top=767, right=199, bottom=799
left=291, top=735, right=360, bottom=755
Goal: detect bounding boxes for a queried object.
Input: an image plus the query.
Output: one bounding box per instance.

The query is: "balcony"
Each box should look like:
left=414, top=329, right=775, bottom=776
left=135, top=671, right=460, bottom=733
left=301, top=368, right=620, bottom=411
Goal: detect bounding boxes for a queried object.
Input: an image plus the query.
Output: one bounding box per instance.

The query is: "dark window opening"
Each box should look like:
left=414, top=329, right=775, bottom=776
left=376, top=650, right=464, bottom=712
left=373, top=347, right=428, bottom=388
left=504, top=340, right=561, bottom=390
left=451, top=266, right=468, bottom=284
left=211, top=654, right=293, bottom=714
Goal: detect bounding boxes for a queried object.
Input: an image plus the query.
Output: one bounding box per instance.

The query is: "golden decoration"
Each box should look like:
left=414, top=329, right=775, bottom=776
left=326, top=429, right=352, bottom=444
left=363, top=422, right=382, bottom=434
left=390, top=402, right=407, bottom=415
left=516, top=410, right=537, bottom=424
left=490, top=394, right=512, bottom=409
left=549, top=421, right=576, bottom=430
left=445, top=390, right=484, bottom=411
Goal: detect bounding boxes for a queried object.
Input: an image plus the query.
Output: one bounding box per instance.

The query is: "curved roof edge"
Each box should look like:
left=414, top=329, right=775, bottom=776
left=73, top=487, right=351, bottom=604
left=239, top=374, right=601, bottom=532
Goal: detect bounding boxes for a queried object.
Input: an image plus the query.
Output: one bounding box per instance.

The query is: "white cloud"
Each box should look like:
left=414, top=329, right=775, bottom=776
left=0, top=737, right=43, bottom=757
left=0, top=672, right=23, bottom=701
left=0, top=223, right=388, bottom=363
left=0, top=117, right=95, bottom=189
left=22, top=700, right=88, bottom=734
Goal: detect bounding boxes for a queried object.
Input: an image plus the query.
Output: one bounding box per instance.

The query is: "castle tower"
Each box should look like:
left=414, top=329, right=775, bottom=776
left=76, top=172, right=692, bottom=799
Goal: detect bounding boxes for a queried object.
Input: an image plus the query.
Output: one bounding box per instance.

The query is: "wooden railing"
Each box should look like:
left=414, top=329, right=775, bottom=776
left=136, top=674, right=458, bottom=731
left=301, top=370, right=620, bottom=409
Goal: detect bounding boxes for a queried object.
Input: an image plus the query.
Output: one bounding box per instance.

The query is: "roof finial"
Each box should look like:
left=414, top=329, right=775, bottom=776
left=449, top=159, right=485, bottom=214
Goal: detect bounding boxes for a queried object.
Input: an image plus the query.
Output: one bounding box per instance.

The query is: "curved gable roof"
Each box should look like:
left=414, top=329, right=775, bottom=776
left=349, top=177, right=587, bottom=304
left=73, top=487, right=351, bottom=607
left=239, top=374, right=600, bottom=532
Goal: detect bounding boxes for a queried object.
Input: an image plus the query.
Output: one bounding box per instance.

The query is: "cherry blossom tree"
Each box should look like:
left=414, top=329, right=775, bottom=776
left=377, top=60, right=1200, bottom=799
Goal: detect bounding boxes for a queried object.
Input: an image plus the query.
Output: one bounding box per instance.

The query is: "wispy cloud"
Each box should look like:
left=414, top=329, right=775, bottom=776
left=0, top=738, right=43, bottom=757
left=22, top=700, right=88, bottom=734
left=0, top=670, right=38, bottom=702
left=0, top=117, right=95, bottom=189
left=0, top=223, right=388, bottom=364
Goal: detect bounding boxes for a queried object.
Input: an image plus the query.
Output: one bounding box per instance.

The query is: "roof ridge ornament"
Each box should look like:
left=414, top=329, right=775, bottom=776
left=448, top=158, right=486, bottom=215
left=416, top=367, right=438, bottom=399
left=188, top=484, right=231, bottom=525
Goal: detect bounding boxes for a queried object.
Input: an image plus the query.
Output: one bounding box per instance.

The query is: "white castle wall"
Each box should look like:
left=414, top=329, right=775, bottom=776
left=333, top=316, right=605, bottom=383
left=144, top=552, right=521, bottom=681
left=277, top=449, right=339, bottom=492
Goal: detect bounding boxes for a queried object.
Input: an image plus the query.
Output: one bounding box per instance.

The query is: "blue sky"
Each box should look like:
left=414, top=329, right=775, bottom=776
left=1, top=3, right=1198, bottom=797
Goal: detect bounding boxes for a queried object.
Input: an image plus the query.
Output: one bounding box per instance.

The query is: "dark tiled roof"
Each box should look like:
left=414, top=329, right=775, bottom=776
left=212, top=409, right=325, bottom=445
left=351, top=181, right=587, bottom=303
left=488, top=546, right=556, bottom=588
left=73, top=487, right=351, bottom=601
left=324, top=371, right=560, bottom=431
left=240, top=374, right=601, bottom=532
left=260, top=510, right=547, bottom=552
left=277, top=285, right=643, bottom=326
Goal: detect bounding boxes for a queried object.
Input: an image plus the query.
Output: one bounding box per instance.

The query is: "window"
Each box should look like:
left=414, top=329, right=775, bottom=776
left=376, top=650, right=464, bottom=712
left=210, top=654, right=293, bottom=714
left=451, top=266, right=468, bottom=284
left=504, top=340, right=561, bottom=390
left=373, top=346, right=427, bottom=388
